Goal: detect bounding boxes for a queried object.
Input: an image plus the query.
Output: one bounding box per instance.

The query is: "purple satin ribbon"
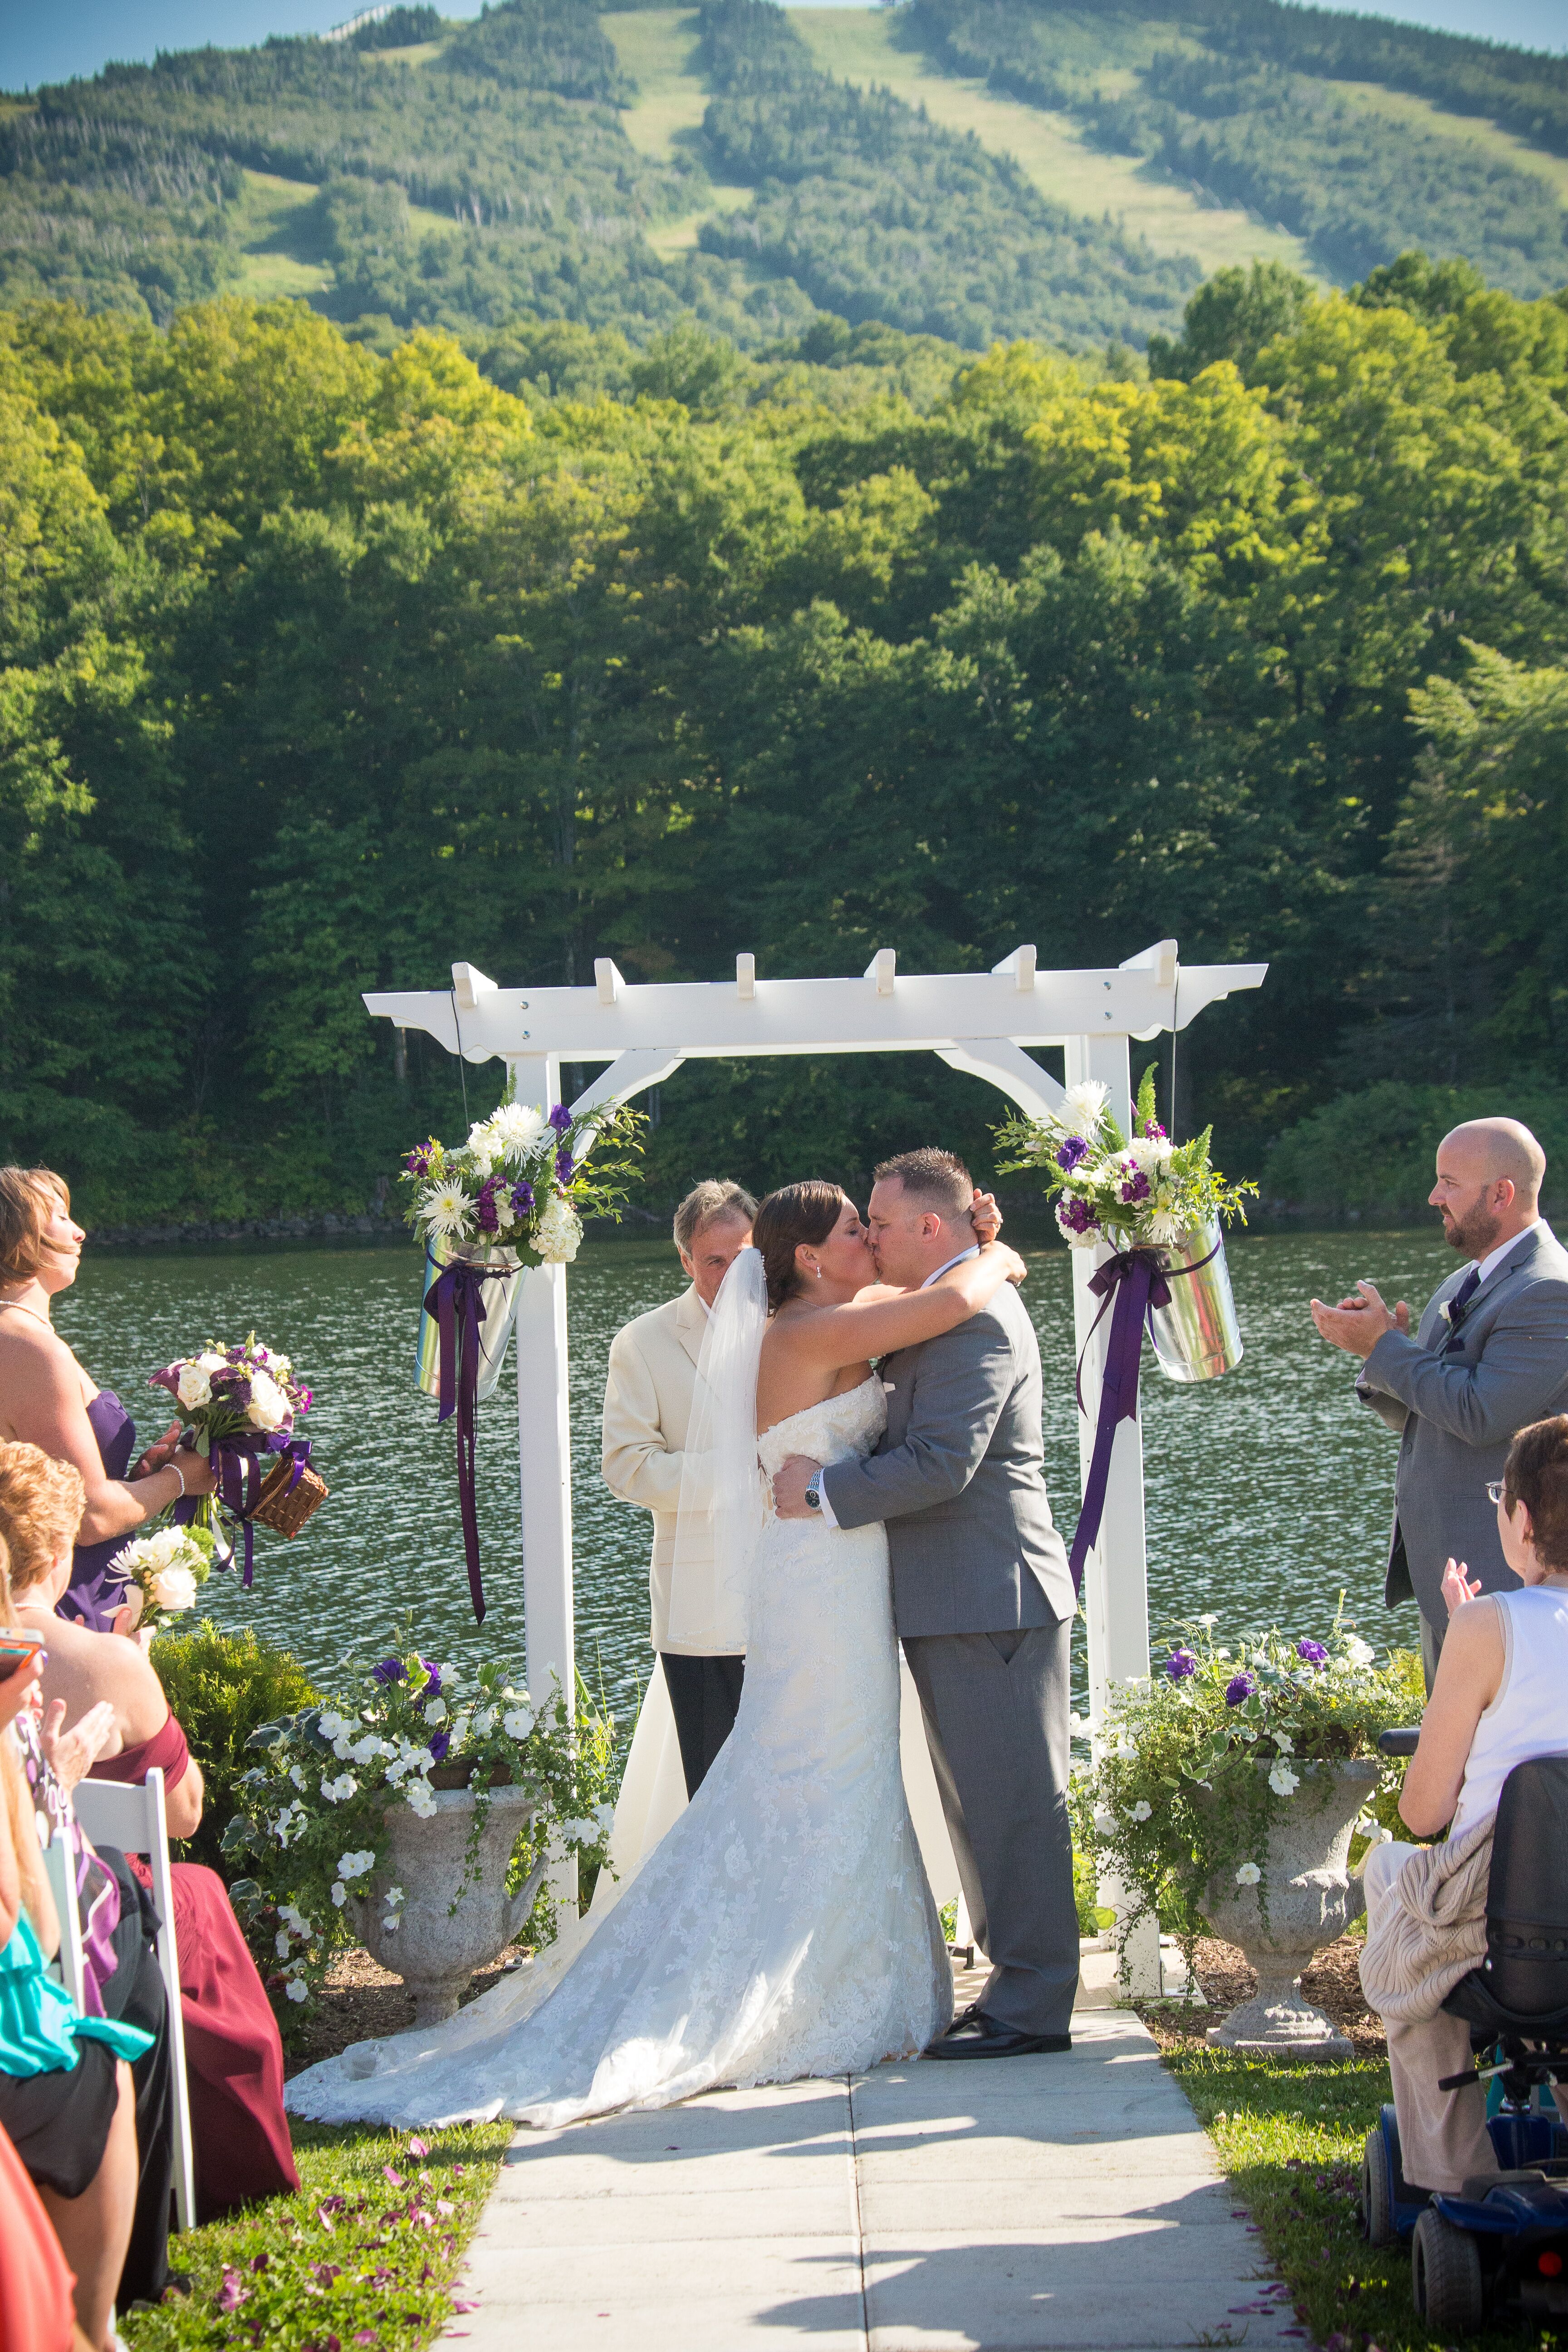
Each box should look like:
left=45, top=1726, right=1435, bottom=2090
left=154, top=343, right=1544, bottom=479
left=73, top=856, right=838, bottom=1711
left=174, top=1431, right=313, bottom=1588
left=1067, top=1235, right=1221, bottom=1593
left=424, top=1256, right=511, bottom=1625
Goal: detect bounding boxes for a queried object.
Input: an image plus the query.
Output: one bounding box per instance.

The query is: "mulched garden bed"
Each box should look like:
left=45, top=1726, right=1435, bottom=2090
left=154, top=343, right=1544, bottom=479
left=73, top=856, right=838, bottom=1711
left=285, top=1942, right=534, bottom=2076
left=1139, top=1933, right=1387, bottom=2057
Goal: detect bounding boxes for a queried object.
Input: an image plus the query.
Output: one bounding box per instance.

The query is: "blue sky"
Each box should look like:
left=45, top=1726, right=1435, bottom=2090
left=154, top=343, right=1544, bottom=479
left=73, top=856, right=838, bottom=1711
left=1, top=0, right=1562, bottom=94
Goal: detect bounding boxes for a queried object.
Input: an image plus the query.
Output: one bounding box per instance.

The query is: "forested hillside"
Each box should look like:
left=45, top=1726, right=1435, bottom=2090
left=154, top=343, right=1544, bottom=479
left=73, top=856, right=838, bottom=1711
left=5, top=251, right=1568, bottom=1226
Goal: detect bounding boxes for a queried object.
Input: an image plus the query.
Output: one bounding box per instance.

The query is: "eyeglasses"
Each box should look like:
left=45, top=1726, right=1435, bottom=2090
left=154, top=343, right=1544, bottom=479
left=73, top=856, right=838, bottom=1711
left=1487, top=1481, right=1508, bottom=1505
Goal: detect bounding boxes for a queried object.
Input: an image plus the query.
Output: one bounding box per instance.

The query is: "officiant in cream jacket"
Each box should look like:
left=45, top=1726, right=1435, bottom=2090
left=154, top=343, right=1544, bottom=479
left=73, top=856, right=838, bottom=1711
left=601, top=1180, right=756, bottom=1798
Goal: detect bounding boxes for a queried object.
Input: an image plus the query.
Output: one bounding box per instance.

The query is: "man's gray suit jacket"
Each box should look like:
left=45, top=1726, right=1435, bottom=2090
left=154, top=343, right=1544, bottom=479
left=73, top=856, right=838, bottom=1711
left=819, top=1282, right=1076, bottom=1635
left=1358, top=1220, right=1568, bottom=1624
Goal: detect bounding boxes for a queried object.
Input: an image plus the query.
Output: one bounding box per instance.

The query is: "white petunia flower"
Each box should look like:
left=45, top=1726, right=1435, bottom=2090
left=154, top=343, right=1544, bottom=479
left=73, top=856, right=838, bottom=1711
left=1273, top=1733, right=1294, bottom=1755
left=1342, top=1636, right=1376, bottom=1668
left=176, top=1362, right=212, bottom=1409
left=321, top=1773, right=358, bottom=1803
left=406, top=1781, right=437, bottom=1819
left=331, top=1881, right=347, bottom=1908
left=288, top=1762, right=307, bottom=1790
left=1129, top=1800, right=1152, bottom=1822
left=473, top=1706, right=498, bottom=1737
left=1268, top=1762, right=1300, bottom=1797
left=274, top=1929, right=291, bottom=1957
left=285, top=1978, right=309, bottom=2003
left=503, top=1706, right=534, bottom=1740
left=318, top=1711, right=346, bottom=1742
left=424, top=1697, right=447, bottom=1725
left=1235, top=1861, right=1262, bottom=1886
left=1093, top=1808, right=1117, bottom=1836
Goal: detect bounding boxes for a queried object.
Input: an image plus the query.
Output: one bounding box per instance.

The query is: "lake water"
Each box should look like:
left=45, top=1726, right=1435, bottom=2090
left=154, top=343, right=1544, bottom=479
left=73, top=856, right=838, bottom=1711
left=55, top=1228, right=1455, bottom=1733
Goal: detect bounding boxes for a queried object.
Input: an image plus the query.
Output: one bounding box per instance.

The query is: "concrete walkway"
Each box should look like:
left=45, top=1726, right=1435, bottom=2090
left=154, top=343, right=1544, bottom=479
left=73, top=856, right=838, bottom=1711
left=446, top=1967, right=1301, bottom=2352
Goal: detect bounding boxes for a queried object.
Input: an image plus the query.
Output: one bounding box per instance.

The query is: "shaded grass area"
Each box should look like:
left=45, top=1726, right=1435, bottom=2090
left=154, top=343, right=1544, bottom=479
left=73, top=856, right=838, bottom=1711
left=122, top=2119, right=510, bottom=2352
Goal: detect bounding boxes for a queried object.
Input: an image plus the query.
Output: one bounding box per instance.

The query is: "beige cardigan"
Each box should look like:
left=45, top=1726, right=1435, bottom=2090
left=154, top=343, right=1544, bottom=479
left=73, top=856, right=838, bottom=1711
left=1358, top=1815, right=1494, bottom=2024
left=600, top=1285, right=745, bottom=1656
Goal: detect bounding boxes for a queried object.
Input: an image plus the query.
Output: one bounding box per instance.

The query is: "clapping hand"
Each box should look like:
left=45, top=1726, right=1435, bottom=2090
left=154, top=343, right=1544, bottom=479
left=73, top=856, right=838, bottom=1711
left=0, top=1650, right=43, bottom=1734
left=1442, top=1556, right=1484, bottom=1618
left=1309, top=1280, right=1411, bottom=1358
left=40, top=1696, right=117, bottom=1793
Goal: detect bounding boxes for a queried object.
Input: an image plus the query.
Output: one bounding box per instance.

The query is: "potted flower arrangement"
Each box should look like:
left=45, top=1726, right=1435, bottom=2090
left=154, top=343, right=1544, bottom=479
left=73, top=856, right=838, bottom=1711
left=222, top=1630, right=617, bottom=2028
left=1075, top=1617, right=1423, bottom=2058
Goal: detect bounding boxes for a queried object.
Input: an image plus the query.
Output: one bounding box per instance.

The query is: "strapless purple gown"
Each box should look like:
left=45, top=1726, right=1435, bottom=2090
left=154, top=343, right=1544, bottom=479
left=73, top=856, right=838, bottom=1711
left=61, top=1392, right=137, bottom=1630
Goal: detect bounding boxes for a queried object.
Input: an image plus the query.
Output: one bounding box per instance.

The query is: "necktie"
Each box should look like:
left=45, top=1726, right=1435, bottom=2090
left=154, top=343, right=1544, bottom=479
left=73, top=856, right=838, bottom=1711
left=1441, top=1264, right=1482, bottom=1352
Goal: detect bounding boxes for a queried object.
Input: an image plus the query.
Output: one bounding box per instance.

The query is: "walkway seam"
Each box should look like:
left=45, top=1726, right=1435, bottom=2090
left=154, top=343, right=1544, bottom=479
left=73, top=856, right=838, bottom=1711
left=846, top=2070, right=872, bottom=2352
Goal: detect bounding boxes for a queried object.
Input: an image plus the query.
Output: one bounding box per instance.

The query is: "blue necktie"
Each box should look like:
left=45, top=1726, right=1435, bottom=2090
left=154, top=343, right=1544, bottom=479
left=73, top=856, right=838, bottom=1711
left=1441, top=1264, right=1482, bottom=1353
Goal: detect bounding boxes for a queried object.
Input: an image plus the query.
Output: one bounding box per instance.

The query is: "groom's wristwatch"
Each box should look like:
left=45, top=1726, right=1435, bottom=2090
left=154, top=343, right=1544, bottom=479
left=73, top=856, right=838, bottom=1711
left=804, top=1472, right=823, bottom=1512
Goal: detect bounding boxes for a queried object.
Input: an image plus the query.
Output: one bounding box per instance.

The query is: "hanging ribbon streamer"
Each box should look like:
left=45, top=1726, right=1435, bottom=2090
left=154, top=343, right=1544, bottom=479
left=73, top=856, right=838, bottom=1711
left=173, top=1432, right=314, bottom=1588
left=423, top=1254, right=514, bottom=1625
left=1067, top=1233, right=1223, bottom=1593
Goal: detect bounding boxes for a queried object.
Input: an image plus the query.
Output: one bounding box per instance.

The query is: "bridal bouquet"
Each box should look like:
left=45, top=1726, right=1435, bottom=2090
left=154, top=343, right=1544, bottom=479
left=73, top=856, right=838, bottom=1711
left=222, top=1629, right=617, bottom=2017
left=148, top=1334, right=321, bottom=1581
left=399, top=1083, right=645, bottom=1269
left=994, top=1063, right=1255, bottom=1252
left=106, top=1523, right=214, bottom=1631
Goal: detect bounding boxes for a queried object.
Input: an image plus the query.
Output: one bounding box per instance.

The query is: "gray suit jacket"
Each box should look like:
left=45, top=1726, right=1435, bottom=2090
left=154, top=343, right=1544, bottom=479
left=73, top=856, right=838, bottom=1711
left=820, top=1282, right=1077, bottom=1638
left=1358, top=1221, right=1568, bottom=1622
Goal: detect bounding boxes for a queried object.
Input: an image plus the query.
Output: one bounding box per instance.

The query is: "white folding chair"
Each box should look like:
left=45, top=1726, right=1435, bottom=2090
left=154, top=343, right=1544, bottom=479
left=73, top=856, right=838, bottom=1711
left=42, top=1826, right=86, bottom=2008
left=73, top=1768, right=197, bottom=2232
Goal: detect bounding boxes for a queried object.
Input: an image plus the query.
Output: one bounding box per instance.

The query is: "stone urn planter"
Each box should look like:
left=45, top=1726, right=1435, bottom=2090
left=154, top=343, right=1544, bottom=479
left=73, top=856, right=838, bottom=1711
left=1200, top=1759, right=1379, bottom=2061
left=347, top=1782, right=543, bottom=2026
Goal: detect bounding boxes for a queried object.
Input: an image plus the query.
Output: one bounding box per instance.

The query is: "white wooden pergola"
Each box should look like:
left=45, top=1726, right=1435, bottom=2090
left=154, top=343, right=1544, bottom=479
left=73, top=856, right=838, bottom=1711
left=366, top=939, right=1266, bottom=1973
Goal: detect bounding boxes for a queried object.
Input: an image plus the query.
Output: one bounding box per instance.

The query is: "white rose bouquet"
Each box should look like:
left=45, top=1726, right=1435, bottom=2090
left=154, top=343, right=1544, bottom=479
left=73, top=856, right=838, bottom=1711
left=398, top=1080, right=645, bottom=1268
left=147, top=1333, right=319, bottom=1584
left=107, top=1523, right=215, bottom=1631
left=994, top=1063, right=1256, bottom=1253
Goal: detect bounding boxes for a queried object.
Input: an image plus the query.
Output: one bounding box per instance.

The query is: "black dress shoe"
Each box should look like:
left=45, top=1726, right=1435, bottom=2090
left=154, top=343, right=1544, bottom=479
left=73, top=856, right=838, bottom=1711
left=922, top=2009, right=1072, bottom=2060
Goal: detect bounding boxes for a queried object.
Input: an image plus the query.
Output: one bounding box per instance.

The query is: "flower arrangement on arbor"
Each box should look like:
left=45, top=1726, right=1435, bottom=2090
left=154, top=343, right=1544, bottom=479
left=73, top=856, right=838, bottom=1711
left=149, top=1334, right=321, bottom=1584
left=107, top=1523, right=214, bottom=1631
left=222, top=1630, right=617, bottom=2017
left=399, top=1087, right=645, bottom=1269
left=994, top=1063, right=1256, bottom=1254
left=1073, top=1616, right=1423, bottom=1974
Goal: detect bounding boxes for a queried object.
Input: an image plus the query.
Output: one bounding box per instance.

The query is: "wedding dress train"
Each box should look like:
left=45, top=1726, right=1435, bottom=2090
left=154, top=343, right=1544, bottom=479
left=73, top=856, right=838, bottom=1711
left=285, top=1377, right=951, bottom=2130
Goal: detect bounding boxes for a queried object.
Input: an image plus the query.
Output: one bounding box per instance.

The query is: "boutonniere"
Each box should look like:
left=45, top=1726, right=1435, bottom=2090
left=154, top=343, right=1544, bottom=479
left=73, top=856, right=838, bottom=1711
left=1439, top=1298, right=1456, bottom=1324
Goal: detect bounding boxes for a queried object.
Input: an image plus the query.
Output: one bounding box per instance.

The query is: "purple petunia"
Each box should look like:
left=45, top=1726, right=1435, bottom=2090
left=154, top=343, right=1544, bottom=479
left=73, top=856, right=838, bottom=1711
left=1120, top=1170, right=1151, bottom=1205
left=1058, top=1196, right=1098, bottom=1235
left=548, top=1104, right=572, bottom=1134
left=428, top=1730, right=451, bottom=1763
left=370, top=1659, right=407, bottom=1686
left=1225, top=1672, right=1256, bottom=1706
left=510, top=1179, right=534, bottom=1220
left=1165, top=1647, right=1198, bottom=1680
left=418, top=1660, right=441, bottom=1704
left=1056, top=1135, right=1089, bottom=1172
left=1296, top=1638, right=1329, bottom=1667
left=555, top=1147, right=574, bottom=1185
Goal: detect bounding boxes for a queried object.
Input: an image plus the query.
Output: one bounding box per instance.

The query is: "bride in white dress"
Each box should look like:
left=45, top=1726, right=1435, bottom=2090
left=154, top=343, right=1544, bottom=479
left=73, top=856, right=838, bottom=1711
left=286, top=1181, right=1024, bottom=2131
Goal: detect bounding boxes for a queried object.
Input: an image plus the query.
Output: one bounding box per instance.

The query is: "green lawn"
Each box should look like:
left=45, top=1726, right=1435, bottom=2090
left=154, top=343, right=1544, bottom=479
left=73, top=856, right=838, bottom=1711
left=122, top=2119, right=510, bottom=2352
left=1168, top=2045, right=1538, bottom=2352
left=1327, top=79, right=1568, bottom=209
left=229, top=172, right=333, bottom=304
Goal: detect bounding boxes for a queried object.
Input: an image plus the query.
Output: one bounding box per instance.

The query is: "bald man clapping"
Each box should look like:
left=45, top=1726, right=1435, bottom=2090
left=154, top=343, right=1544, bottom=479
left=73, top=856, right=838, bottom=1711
left=1312, top=1119, right=1568, bottom=1687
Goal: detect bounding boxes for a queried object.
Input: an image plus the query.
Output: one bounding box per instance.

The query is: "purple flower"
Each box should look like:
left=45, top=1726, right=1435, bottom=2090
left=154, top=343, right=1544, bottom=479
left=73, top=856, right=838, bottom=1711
left=371, top=1658, right=407, bottom=1686
left=417, top=1660, right=441, bottom=1705
left=510, top=1179, right=534, bottom=1219
left=548, top=1104, right=572, bottom=1133
left=554, top=1147, right=574, bottom=1184
left=1296, top=1638, right=1329, bottom=1667
left=475, top=1175, right=502, bottom=1236
left=404, top=1142, right=436, bottom=1179
left=428, top=1730, right=451, bottom=1763
left=1165, top=1647, right=1198, bottom=1680
left=1142, top=1118, right=1167, bottom=1141
left=1225, top=1672, right=1255, bottom=1706
left=1120, top=1170, right=1151, bottom=1205
left=1058, top=1197, right=1097, bottom=1235
left=1056, top=1135, right=1089, bottom=1172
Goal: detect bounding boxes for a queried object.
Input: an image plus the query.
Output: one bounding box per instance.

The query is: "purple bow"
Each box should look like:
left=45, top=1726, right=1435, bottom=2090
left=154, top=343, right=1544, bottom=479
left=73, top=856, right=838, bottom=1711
left=423, top=1255, right=512, bottom=1624
left=1068, top=1249, right=1172, bottom=1593
left=174, top=1431, right=313, bottom=1587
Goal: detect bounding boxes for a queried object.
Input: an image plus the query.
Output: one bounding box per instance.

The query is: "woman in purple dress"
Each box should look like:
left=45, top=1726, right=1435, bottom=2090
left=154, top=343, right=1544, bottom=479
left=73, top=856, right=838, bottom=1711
left=0, top=1167, right=216, bottom=1629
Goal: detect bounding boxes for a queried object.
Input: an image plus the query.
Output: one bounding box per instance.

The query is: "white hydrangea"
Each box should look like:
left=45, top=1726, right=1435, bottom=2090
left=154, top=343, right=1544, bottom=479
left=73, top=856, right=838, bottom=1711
left=534, top=1193, right=583, bottom=1264
left=1235, top=1861, right=1262, bottom=1886
left=1126, top=1133, right=1174, bottom=1174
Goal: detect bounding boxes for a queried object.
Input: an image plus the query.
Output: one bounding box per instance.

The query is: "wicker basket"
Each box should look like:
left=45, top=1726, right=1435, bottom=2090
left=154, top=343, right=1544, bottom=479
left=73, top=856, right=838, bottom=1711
left=248, top=1457, right=327, bottom=1538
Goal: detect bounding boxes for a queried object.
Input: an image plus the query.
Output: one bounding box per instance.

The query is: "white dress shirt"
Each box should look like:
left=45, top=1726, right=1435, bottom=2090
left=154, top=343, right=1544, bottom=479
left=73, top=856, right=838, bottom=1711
left=1476, top=1222, right=1542, bottom=1287
left=810, top=1245, right=980, bottom=1529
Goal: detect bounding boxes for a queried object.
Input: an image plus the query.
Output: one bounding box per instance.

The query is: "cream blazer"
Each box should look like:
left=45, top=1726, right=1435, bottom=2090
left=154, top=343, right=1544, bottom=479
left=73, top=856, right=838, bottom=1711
left=600, top=1285, right=745, bottom=1656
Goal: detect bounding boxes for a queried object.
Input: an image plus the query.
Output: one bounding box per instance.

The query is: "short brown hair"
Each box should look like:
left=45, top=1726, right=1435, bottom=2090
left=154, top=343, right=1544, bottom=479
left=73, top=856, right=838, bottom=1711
left=872, top=1148, right=974, bottom=1222
left=1503, top=1416, right=1568, bottom=1571
left=0, top=1167, right=70, bottom=1285
left=673, top=1180, right=757, bottom=1255
left=0, top=1443, right=87, bottom=1592
left=752, top=1181, right=848, bottom=1313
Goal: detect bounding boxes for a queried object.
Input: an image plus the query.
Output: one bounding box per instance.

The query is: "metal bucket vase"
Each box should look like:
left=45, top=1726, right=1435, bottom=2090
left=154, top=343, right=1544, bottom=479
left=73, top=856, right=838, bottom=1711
left=415, top=1236, right=524, bottom=1406
left=1147, top=1218, right=1243, bottom=1385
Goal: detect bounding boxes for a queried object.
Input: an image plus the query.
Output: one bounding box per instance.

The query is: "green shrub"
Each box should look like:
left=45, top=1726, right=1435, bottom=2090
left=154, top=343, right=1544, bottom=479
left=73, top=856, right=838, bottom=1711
left=1263, top=1081, right=1568, bottom=1227
left=151, top=1620, right=318, bottom=1879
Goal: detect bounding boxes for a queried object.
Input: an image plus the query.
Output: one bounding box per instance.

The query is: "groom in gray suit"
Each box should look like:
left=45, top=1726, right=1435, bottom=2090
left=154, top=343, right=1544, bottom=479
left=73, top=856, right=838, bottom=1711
left=1312, top=1117, right=1568, bottom=1686
left=774, top=1148, right=1079, bottom=2057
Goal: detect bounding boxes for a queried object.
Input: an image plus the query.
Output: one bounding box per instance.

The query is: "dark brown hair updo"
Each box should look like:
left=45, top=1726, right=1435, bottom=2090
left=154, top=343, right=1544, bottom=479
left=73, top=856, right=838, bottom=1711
left=753, top=1181, right=848, bottom=1312
left=1503, top=1416, right=1568, bottom=1571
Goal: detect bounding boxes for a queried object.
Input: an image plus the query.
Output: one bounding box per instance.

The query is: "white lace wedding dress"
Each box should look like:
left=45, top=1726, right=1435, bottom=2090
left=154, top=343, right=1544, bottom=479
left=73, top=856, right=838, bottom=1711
left=285, top=1376, right=951, bottom=2130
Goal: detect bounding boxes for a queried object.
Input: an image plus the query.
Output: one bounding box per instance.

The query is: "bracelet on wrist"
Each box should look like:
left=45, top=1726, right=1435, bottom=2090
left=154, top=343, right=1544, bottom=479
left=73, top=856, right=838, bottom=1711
left=168, top=1459, right=186, bottom=1499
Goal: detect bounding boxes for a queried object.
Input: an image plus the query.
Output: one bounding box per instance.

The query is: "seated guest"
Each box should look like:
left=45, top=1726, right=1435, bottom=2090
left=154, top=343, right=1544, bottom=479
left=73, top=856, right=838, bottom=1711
left=1360, top=1413, right=1568, bottom=2195
left=0, top=2113, right=83, bottom=2352
left=0, top=1444, right=299, bottom=2222
left=0, top=1645, right=144, bottom=2352
left=0, top=1167, right=215, bottom=1630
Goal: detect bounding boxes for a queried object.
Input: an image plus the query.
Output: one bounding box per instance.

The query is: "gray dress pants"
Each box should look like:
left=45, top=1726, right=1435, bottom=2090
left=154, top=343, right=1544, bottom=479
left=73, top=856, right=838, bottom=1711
left=902, top=1618, right=1079, bottom=2037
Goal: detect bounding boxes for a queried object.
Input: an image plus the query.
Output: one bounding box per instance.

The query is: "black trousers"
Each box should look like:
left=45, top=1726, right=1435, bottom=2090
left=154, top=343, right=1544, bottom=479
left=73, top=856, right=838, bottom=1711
left=97, top=1847, right=176, bottom=2307
left=659, top=1652, right=745, bottom=1799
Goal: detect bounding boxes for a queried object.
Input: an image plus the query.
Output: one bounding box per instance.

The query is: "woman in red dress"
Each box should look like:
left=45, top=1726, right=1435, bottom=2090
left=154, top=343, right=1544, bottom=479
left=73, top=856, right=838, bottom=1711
left=0, top=1445, right=299, bottom=2222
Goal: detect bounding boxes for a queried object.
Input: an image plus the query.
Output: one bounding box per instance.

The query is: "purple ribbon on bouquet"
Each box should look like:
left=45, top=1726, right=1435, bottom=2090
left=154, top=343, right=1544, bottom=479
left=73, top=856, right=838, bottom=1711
left=424, top=1255, right=512, bottom=1625
left=1067, top=1235, right=1220, bottom=1592
left=173, top=1431, right=313, bottom=1588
